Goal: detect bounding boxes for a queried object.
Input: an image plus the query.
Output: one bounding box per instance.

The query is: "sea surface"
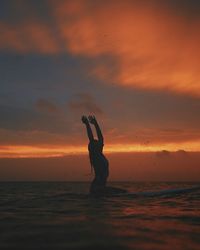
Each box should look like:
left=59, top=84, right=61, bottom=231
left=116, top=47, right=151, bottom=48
left=0, top=182, right=200, bottom=250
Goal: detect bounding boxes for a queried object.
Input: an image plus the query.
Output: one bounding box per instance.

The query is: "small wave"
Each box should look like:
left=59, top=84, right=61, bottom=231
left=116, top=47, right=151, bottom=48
left=40, top=185, right=200, bottom=201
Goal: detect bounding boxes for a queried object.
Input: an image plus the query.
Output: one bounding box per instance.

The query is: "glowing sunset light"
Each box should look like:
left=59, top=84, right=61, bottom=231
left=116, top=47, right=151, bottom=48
left=0, top=141, right=200, bottom=158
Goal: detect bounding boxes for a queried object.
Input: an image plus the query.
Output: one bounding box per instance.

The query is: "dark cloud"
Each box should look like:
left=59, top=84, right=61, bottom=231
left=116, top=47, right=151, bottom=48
left=68, top=93, right=103, bottom=115
left=0, top=104, right=68, bottom=134
left=176, top=149, right=188, bottom=156
left=164, top=0, right=200, bottom=17
left=160, top=128, right=184, bottom=134
left=36, top=98, right=60, bottom=114
left=156, top=150, right=171, bottom=158
left=155, top=149, right=189, bottom=158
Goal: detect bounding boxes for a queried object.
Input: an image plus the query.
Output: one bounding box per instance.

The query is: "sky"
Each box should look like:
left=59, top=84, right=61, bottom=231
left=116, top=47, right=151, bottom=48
left=0, top=0, right=200, bottom=180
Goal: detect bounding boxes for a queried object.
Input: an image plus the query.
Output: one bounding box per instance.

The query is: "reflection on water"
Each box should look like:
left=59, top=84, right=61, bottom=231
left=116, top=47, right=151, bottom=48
left=0, top=182, right=200, bottom=249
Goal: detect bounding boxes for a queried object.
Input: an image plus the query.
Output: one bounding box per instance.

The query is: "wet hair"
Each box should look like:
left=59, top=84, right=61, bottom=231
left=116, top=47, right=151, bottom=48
left=88, top=139, right=102, bottom=174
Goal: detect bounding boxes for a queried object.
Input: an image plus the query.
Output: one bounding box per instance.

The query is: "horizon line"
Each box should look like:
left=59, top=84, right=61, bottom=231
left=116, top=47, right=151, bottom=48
left=0, top=142, right=200, bottom=158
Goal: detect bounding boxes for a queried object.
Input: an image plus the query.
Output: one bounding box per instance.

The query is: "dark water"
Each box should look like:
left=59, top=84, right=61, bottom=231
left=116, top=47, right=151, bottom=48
left=0, top=182, right=200, bottom=250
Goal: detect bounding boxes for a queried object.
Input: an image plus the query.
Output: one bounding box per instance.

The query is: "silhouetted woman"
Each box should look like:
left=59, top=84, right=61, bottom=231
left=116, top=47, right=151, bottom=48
left=82, top=115, right=109, bottom=196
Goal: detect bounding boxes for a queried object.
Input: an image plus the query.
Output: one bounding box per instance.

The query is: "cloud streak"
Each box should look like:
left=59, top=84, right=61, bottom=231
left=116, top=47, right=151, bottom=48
left=68, top=93, right=103, bottom=115
left=0, top=1, right=200, bottom=96
left=0, top=21, right=61, bottom=54
left=36, top=98, right=60, bottom=114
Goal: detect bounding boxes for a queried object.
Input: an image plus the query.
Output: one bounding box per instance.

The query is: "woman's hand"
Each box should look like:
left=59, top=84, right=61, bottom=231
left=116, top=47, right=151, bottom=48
left=88, top=115, right=97, bottom=124
left=81, top=115, right=88, bottom=124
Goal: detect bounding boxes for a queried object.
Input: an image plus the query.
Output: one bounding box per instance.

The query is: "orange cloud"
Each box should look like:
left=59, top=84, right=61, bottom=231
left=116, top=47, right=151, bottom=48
left=1, top=1, right=200, bottom=96
left=0, top=21, right=60, bottom=54
left=52, top=0, right=200, bottom=97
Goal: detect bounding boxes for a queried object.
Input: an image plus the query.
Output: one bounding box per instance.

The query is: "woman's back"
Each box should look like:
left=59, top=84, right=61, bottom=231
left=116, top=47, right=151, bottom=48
left=89, top=139, right=109, bottom=180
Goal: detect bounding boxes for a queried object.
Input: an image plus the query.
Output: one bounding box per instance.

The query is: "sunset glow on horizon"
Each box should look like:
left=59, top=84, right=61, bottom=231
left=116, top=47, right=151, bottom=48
left=0, top=141, right=200, bottom=158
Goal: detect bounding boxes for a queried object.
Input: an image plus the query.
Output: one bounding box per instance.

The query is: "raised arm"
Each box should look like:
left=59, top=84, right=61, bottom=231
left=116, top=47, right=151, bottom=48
left=81, top=115, right=94, bottom=142
left=88, top=116, right=104, bottom=144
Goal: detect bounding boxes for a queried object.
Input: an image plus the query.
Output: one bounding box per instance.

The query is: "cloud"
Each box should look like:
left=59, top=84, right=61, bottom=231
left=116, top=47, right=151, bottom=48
left=176, top=149, right=188, bottom=156
left=160, top=128, right=184, bottom=134
left=156, top=150, right=171, bottom=158
left=68, top=93, right=103, bottom=115
left=0, top=104, right=68, bottom=134
left=51, top=0, right=200, bottom=97
left=0, top=20, right=61, bottom=54
left=155, top=149, right=189, bottom=158
left=0, top=0, right=200, bottom=97
left=36, top=98, right=60, bottom=114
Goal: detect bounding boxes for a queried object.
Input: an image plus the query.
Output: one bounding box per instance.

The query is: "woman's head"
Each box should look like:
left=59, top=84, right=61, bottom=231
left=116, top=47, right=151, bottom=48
left=88, top=139, right=102, bottom=154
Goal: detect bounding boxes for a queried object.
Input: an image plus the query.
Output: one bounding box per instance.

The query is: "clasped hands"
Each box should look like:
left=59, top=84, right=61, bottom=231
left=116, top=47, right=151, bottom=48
left=82, top=115, right=97, bottom=125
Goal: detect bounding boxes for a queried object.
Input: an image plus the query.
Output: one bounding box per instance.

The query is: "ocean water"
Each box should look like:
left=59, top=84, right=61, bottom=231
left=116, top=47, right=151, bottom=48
left=0, top=182, right=200, bottom=250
